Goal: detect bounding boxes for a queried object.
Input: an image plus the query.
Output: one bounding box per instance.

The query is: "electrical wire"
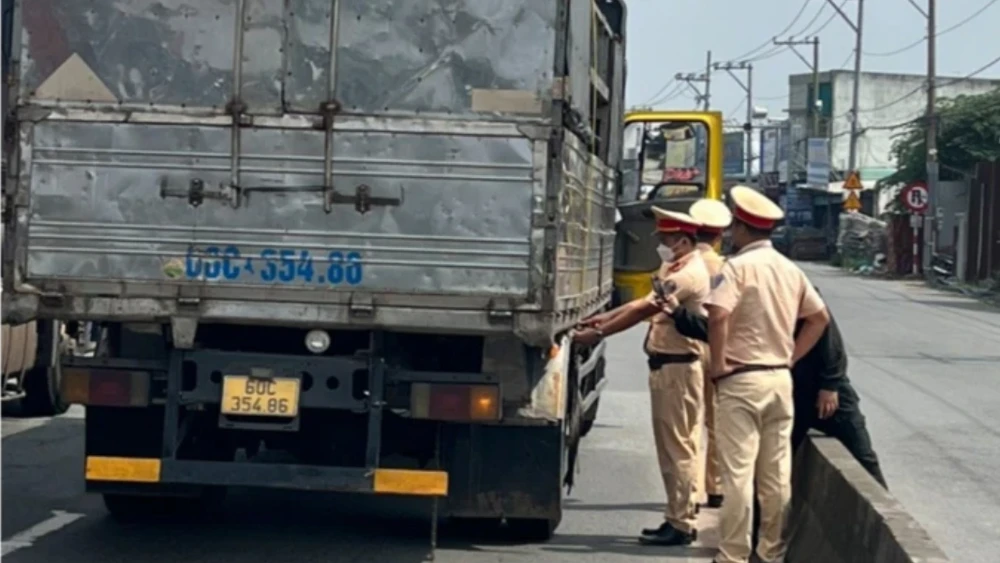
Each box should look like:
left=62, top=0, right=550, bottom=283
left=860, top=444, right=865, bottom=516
left=855, top=53, right=1000, bottom=114
left=838, top=49, right=856, bottom=70
left=739, top=1, right=845, bottom=66
left=802, top=4, right=843, bottom=36
left=794, top=0, right=833, bottom=37
left=719, top=0, right=815, bottom=63
left=865, top=0, right=1000, bottom=57
left=744, top=44, right=790, bottom=63
left=647, top=81, right=688, bottom=107
left=640, top=78, right=678, bottom=106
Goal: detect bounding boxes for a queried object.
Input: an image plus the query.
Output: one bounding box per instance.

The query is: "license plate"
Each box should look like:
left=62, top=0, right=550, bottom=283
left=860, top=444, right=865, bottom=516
left=220, top=375, right=300, bottom=417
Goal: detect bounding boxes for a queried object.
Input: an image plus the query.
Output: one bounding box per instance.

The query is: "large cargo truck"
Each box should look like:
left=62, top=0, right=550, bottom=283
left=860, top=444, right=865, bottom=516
left=2, top=0, right=627, bottom=540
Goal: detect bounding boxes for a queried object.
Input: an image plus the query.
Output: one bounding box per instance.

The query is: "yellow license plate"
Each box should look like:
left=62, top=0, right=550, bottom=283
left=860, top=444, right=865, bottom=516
left=221, top=375, right=300, bottom=417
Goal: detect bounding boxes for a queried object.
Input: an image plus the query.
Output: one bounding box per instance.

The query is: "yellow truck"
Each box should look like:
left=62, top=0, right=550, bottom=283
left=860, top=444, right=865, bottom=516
left=612, top=110, right=725, bottom=305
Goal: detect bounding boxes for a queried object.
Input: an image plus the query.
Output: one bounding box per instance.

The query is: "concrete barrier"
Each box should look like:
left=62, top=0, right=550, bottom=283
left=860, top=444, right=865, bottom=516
left=787, top=435, right=951, bottom=563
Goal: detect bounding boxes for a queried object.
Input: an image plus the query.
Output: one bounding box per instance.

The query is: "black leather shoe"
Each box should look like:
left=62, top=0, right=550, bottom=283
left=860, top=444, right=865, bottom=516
left=640, top=521, right=670, bottom=537
left=639, top=523, right=697, bottom=546
left=705, top=494, right=724, bottom=509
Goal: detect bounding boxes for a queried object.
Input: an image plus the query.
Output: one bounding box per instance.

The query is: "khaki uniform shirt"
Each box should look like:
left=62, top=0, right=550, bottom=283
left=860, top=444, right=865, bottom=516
left=697, top=243, right=724, bottom=362
left=697, top=242, right=725, bottom=278
left=705, top=240, right=825, bottom=367
left=645, top=251, right=710, bottom=356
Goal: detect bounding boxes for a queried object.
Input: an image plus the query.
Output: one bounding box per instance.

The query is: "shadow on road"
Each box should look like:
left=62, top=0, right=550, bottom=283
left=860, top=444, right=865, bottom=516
left=915, top=298, right=1000, bottom=315
left=3, top=415, right=707, bottom=562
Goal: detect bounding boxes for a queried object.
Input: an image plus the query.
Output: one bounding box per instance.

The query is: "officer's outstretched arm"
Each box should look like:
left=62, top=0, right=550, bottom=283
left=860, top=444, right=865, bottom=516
left=595, top=298, right=660, bottom=339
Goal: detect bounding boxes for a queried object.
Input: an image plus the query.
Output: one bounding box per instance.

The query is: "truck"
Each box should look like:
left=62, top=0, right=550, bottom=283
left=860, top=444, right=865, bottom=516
left=2, top=0, right=627, bottom=541
left=613, top=110, right=724, bottom=305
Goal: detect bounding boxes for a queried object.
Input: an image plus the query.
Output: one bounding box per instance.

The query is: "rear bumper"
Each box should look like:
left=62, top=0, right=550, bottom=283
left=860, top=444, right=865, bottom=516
left=85, top=456, right=448, bottom=496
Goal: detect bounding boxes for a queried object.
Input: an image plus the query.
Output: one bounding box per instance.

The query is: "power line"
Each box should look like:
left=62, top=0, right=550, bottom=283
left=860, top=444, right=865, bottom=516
left=744, top=45, right=789, bottom=63
left=647, top=82, right=688, bottom=106
left=641, top=78, right=677, bottom=106
left=804, top=3, right=844, bottom=36
left=732, top=1, right=844, bottom=67
left=865, top=0, right=999, bottom=57
left=855, top=53, right=1000, bottom=114
left=795, top=0, right=832, bottom=36
left=720, top=0, right=815, bottom=63
left=837, top=49, right=856, bottom=69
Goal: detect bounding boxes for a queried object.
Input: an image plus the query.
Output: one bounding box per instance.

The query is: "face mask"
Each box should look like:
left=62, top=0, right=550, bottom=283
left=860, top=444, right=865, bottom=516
left=656, top=244, right=675, bottom=263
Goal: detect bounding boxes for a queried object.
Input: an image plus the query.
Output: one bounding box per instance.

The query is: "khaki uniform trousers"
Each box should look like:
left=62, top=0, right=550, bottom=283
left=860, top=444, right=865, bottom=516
left=649, top=360, right=704, bottom=534
left=700, top=343, right=723, bottom=497
left=715, top=368, right=794, bottom=563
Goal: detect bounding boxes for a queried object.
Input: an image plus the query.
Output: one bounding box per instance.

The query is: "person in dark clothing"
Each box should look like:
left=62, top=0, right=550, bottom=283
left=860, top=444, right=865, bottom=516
left=660, top=289, right=887, bottom=487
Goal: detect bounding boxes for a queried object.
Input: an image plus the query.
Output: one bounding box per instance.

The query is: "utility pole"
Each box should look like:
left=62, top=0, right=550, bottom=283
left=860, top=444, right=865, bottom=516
left=826, top=0, right=864, bottom=174
left=674, top=52, right=713, bottom=111
left=713, top=61, right=754, bottom=184
left=703, top=50, right=713, bottom=110
left=926, top=0, right=939, bottom=263
left=773, top=37, right=821, bottom=136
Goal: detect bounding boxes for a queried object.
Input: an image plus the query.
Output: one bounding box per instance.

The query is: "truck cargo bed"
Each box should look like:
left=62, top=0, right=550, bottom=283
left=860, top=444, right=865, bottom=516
left=3, top=0, right=625, bottom=346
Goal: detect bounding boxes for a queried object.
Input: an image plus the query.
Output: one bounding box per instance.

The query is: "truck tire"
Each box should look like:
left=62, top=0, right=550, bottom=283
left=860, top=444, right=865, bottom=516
left=21, top=321, right=68, bottom=416
left=22, top=364, right=67, bottom=416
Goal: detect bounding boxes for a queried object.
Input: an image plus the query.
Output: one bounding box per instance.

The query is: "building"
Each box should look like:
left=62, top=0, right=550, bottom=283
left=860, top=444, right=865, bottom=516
left=785, top=69, right=999, bottom=187
left=774, top=70, right=999, bottom=242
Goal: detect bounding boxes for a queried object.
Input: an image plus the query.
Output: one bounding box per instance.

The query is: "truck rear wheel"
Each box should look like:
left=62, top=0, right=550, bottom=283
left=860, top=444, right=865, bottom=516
left=21, top=321, right=68, bottom=416
left=22, top=366, right=67, bottom=416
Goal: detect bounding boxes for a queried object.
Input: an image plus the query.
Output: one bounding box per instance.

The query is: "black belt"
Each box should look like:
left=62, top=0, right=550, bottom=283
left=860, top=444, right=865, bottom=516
left=713, top=363, right=789, bottom=383
left=647, top=353, right=700, bottom=370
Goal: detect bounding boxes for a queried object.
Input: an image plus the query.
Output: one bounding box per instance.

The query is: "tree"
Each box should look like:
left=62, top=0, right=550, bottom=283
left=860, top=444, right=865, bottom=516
left=878, top=87, right=1000, bottom=212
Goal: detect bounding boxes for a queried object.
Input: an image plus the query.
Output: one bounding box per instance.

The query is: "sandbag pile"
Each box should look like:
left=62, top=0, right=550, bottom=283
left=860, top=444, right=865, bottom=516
left=837, top=212, right=888, bottom=265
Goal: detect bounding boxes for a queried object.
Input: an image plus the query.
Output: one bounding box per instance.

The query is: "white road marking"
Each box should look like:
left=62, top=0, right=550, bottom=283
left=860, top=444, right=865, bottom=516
left=1, top=510, right=86, bottom=556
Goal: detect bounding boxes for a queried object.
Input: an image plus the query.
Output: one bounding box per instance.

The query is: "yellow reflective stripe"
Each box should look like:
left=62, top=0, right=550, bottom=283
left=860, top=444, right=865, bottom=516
left=373, top=469, right=448, bottom=496
left=85, top=456, right=161, bottom=483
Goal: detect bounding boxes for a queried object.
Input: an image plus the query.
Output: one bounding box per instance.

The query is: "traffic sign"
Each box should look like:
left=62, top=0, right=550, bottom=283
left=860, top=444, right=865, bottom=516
left=843, top=170, right=863, bottom=191
left=901, top=182, right=929, bottom=214
left=843, top=189, right=862, bottom=212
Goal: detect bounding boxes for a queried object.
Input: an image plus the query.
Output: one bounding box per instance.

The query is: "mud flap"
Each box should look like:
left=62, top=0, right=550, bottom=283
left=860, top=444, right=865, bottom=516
left=562, top=350, right=585, bottom=494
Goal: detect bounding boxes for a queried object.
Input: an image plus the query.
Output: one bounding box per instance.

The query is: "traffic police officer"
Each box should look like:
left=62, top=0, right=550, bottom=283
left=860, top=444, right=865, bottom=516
left=574, top=208, right=709, bottom=546
left=687, top=198, right=732, bottom=510
left=704, top=186, right=830, bottom=563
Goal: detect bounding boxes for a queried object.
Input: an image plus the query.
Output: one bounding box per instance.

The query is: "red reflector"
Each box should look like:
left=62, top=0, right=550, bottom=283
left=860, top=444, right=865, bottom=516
left=89, top=371, right=135, bottom=407
left=428, top=385, right=471, bottom=420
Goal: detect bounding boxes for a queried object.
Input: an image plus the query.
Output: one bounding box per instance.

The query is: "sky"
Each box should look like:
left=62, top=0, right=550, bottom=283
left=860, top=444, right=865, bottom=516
left=624, top=0, right=1000, bottom=122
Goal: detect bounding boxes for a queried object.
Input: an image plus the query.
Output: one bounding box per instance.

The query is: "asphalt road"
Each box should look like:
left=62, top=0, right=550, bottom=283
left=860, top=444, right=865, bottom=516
left=1, top=329, right=718, bottom=562
left=800, top=263, right=1000, bottom=563
left=2, top=263, right=998, bottom=562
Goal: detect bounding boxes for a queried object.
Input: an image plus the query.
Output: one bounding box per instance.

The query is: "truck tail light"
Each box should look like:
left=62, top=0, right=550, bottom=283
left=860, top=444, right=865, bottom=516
left=61, top=368, right=150, bottom=407
left=410, top=383, right=500, bottom=422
